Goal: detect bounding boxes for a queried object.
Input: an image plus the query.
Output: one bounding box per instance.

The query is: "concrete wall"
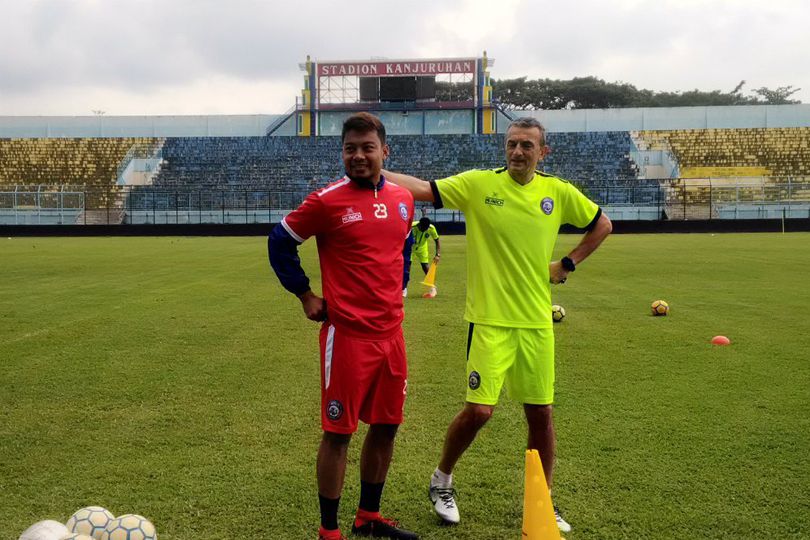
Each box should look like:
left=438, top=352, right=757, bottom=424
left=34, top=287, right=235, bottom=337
left=0, top=115, right=282, bottom=138
left=515, top=104, right=810, bottom=133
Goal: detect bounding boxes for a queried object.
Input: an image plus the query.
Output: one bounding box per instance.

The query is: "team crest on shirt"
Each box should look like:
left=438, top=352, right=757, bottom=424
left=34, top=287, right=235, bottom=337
left=341, top=207, right=363, bottom=224
left=468, top=371, right=481, bottom=390
left=541, top=197, right=555, bottom=215
left=398, top=202, right=409, bottom=221
left=326, top=400, right=344, bottom=421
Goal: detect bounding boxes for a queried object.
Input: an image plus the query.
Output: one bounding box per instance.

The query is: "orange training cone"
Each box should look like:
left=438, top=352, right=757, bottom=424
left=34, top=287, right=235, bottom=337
left=522, top=449, right=561, bottom=540
left=421, top=260, right=438, bottom=287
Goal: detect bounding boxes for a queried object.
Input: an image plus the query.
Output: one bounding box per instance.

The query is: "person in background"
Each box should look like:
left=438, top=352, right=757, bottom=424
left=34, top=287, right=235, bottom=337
left=403, top=209, right=441, bottom=298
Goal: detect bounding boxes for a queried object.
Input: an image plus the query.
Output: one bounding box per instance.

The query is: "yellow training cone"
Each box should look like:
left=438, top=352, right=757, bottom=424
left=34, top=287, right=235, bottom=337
left=521, top=449, right=561, bottom=540
left=421, top=260, right=438, bottom=287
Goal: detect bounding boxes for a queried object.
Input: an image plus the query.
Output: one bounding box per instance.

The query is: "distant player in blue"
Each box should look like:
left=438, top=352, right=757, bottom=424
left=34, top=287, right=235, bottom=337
left=402, top=212, right=441, bottom=298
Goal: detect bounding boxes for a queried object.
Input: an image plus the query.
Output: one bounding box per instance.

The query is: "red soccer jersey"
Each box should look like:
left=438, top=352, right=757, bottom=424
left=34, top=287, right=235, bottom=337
left=281, top=176, right=414, bottom=338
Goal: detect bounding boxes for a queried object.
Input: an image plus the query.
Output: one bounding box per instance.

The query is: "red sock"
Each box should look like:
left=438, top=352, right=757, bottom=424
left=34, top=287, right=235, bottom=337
left=354, top=508, right=381, bottom=526
left=318, top=525, right=342, bottom=540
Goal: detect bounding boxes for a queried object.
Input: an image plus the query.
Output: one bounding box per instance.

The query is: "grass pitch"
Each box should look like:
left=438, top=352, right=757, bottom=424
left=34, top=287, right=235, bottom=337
left=1, top=233, right=808, bottom=539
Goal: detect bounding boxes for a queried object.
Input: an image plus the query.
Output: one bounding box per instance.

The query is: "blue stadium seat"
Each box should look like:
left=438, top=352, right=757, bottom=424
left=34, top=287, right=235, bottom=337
left=150, top=133, right=650, bottom=205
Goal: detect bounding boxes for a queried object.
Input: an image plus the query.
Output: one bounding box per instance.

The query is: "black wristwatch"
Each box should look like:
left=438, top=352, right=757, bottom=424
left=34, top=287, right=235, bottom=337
left=561, top=256, right=576, bottom=272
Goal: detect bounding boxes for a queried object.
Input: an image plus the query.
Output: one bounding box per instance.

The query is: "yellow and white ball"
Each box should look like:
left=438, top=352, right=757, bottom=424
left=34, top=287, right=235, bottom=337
left=66, top=506, right=115, bottom=539
left=651, top=300, right=669, bottom=316
left=101, top=514, right=157, bottom=540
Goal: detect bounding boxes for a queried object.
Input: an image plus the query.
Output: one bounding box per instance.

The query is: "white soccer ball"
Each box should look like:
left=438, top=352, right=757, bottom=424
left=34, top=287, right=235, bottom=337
left=101, top=514, right=157, bottom=540
left=551, top=304, right=566, bottom=322
left=18, top=520, right=69, bottom=540
left=62, top=534, right=95, bottom=540
left=66, top=507, right=115, bottom=539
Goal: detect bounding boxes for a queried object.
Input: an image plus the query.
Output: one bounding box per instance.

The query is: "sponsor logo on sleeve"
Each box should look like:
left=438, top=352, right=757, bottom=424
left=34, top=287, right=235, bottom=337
left=468, top=371, right=481, bottom=390
left=398, top=202, right=409, bottom=221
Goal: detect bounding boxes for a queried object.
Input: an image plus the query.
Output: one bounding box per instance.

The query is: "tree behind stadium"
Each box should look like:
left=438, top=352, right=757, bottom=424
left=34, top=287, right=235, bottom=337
left=491, top=77, right=801, bottom=109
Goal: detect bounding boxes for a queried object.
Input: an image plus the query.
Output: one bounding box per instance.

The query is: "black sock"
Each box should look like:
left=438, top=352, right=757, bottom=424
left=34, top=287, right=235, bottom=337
left=358, top=481, right=385, bottom=514
left=319, top=494, right=340, bottom=530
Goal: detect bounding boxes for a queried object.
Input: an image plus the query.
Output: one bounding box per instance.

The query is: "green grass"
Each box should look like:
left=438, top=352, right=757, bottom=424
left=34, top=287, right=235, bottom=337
left=1, top=233, right=808, bottom=539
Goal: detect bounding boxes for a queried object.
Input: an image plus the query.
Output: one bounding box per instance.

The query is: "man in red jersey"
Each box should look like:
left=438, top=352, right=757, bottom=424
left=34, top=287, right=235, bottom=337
left=268, top=113, right=418, bottom=540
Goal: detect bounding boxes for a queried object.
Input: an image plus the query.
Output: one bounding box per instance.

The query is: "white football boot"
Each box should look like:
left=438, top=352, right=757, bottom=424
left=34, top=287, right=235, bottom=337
left=554, top=505, right=572, bottom=533
left=429, top=475, right=459, bottom=524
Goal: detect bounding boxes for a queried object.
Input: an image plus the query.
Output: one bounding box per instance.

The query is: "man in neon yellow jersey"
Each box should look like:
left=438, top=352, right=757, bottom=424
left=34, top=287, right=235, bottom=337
left=383, top=117, right=612, bottom=534
left=405, top=211, right=441, bottom=298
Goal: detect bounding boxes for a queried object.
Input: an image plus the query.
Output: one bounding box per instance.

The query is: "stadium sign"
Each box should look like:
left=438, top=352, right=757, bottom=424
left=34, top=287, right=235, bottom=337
left=318, top=59, right=476, bottom=77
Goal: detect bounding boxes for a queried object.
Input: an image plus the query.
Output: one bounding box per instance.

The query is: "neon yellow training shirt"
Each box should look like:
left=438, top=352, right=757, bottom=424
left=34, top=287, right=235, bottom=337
left=434, top=167, right=600, bottom=328
left=411, top=221, right=439, bottom=252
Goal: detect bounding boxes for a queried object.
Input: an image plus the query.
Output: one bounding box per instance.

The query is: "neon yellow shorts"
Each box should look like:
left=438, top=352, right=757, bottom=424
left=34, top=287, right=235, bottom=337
left=465, top=323, right=555, bottom=405
left=412, top=246, right=430, bottom=265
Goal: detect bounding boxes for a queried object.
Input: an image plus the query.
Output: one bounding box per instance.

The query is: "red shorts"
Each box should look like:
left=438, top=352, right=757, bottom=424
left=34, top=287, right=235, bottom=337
left=319, top=323, right=408, bottom=434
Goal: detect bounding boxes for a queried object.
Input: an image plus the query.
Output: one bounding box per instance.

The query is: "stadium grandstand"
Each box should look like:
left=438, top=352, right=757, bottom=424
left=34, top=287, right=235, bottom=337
left=1, top=54, right=809, bottom=227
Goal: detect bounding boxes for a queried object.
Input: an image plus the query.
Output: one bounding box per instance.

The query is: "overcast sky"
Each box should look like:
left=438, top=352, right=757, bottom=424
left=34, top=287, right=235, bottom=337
left=0, top=0, right=806, bottom=116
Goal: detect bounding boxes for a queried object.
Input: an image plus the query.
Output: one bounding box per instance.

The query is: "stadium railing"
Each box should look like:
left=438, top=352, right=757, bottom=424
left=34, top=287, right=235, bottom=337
left=3, top=178, right=809, bottom=225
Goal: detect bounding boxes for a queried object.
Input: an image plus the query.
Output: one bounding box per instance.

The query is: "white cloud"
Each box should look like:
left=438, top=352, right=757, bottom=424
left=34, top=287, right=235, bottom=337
left=0, top=0, right=806, bottom=115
